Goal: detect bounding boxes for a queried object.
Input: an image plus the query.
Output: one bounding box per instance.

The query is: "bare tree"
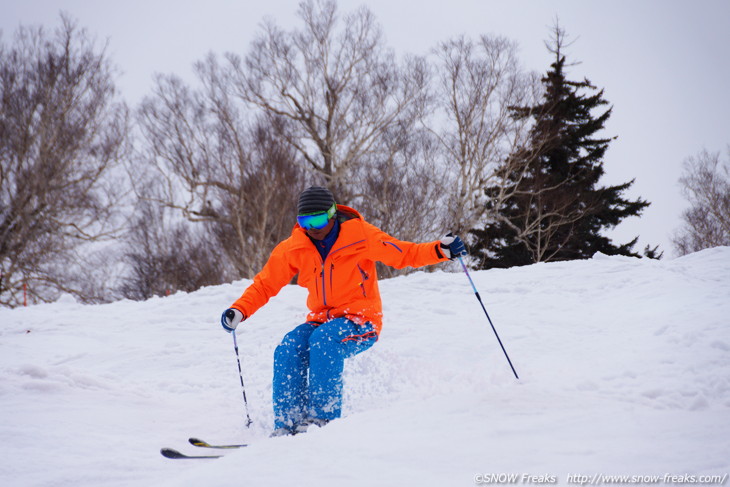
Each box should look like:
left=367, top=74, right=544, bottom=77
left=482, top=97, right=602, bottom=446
left=431, top=34, right=540, bottom=236
left=357, top=124, right=445, bottom=241
left=120, top=193, right=225, bottom=300
left=672, top=147, right=730, bottom=255
left=354, top=117, right=448, bottom=277
left=134, top=54, right=305, bottom=279
left=0, top=16, right=128, bottom=307
left=212, top=119, right=310, bottom=277
left=229, top=0, right=430, bottom=206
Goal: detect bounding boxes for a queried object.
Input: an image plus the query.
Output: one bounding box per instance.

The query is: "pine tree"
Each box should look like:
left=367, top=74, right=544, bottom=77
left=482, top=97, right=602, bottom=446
left=471, top=27, right=650, bottom=268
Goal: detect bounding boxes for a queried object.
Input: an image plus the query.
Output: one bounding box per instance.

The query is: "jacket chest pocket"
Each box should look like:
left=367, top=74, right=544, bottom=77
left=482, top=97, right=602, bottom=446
left=295, top=255, right=320, bottom=290
left=356, top=263, right=370, bottom=297
left=326, top=256, right=370, bottom=298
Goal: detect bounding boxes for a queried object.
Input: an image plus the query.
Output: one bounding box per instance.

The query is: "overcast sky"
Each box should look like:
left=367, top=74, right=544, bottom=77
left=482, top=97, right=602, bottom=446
left=3, top=0, right=729, bottom=257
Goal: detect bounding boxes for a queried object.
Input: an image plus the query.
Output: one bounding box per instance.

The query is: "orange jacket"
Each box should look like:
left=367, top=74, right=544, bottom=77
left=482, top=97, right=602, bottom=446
left=230, top=205, right=448, bottom=335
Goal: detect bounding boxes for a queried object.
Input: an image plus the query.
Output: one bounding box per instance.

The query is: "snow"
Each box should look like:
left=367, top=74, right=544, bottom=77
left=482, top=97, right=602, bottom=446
left=1, top=247, right=729, bottom=486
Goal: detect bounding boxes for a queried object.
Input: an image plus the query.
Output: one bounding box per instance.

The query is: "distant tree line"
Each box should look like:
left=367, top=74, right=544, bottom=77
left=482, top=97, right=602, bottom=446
left=1, top=1, right=683, bottom=308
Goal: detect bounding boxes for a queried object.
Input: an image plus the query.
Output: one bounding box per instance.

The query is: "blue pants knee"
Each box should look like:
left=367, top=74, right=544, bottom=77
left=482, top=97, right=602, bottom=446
left=273, top=317, right=377, bottom=429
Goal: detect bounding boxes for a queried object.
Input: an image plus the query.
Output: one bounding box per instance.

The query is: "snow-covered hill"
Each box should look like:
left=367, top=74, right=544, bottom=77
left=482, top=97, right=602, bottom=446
left=2, top=248, right=729, bottom=486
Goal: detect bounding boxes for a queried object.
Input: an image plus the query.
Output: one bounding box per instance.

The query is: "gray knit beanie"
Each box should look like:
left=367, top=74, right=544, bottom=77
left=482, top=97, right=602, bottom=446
left=297, top=186, right=335, bottom=214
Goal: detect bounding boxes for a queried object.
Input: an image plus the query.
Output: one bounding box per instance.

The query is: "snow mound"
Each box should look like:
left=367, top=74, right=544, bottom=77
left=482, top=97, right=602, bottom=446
left=1, top=248, right=729, bottom=486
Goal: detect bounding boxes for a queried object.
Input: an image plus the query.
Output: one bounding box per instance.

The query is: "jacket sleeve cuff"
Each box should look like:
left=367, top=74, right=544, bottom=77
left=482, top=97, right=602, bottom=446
left=435, top=243, right=447, bottom=260
left=231, top=305, right=248, bottom=320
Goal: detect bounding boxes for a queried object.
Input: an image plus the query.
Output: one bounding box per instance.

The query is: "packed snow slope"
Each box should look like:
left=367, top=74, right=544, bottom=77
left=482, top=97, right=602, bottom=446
left=1, top=248, right=729, bottom=487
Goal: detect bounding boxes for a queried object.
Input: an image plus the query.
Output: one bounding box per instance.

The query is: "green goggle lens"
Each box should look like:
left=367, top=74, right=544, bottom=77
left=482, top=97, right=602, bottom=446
left=297, top=204, right=336, bottom=230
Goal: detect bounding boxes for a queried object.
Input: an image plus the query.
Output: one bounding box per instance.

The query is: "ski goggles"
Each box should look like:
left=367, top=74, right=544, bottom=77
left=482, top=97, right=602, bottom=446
left=297, top=203, right=337, bottom=230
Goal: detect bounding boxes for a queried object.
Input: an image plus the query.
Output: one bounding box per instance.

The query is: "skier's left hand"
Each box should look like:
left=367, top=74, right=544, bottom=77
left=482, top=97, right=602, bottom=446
left=440, top=233, right=467, bottom=260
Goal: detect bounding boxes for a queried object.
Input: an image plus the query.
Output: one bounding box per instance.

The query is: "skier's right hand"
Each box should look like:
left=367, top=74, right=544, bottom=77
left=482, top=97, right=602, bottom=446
left=221, top=308, right=245, bottom=333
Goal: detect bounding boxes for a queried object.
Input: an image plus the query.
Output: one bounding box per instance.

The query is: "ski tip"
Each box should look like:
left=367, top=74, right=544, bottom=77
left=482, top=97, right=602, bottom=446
left=188, top=437, right=248, bottom=449
left=160, top=447, right=222, bottom=459
left=160, top=448, right=186, bottom=459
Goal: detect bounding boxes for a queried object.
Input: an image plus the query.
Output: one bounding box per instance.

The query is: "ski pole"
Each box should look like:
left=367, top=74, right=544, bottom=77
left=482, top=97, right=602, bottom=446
left=232, top=331, right=253, bottom=427
left=457, top=256, right=519, bottom=380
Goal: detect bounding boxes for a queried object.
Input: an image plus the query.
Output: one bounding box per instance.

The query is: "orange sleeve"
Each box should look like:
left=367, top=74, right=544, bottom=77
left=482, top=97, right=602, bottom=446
left=363, top=221, right=449, bottom=269
left=230, top=239, right=298, bottom=318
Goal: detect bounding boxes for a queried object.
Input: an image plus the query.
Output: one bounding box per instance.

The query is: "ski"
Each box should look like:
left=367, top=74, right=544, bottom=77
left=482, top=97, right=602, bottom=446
left=160, top=447, right=223, bottom=460
left=188, top=437, right=248, bottom=449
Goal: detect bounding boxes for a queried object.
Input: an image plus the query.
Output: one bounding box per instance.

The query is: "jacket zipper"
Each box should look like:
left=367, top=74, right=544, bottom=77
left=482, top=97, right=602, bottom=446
left=320, top=265, right=327, bottom=306
left=329, top=263, right=335, bottom=298
left=320, top=261, right=334, bottom=307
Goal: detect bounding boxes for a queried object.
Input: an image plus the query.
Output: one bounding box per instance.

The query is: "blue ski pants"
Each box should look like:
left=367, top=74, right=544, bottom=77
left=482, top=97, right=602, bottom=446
left=273, top=317, right=378, bottom=429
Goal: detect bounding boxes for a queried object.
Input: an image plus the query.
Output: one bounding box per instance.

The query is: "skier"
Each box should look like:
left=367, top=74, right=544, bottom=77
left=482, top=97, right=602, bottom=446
left=220, top=186, right=466, bottom=436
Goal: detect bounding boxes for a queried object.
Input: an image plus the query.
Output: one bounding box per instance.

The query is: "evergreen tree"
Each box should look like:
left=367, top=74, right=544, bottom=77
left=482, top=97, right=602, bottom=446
left=471, top=27, right=650, bottom=268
